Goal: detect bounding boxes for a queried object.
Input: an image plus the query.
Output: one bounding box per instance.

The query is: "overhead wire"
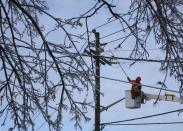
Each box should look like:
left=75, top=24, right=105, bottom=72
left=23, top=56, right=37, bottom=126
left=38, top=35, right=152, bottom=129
left=80, top=18, right=124, bottom=51
left=102, top=36, right=126, bottom=44
left=101, top=97, right=125, bottom=112
left=81, top=54, right=177, bottom=63
left=81, top=18, right=118, bottom=36
left=105, top=121, right=183, bottom=126
left=100, top=29, right=123, bottom=40
left=104, top=48, right=161, bottom=52
left=99, top=75, right=180, bottom=93
left=100, top=108, right=183, bottom=126
left=94, top=18, right=118, bottom=30
left=8, top=44, right=167, bottom=64
left=80, top=19, right=121, bottom=52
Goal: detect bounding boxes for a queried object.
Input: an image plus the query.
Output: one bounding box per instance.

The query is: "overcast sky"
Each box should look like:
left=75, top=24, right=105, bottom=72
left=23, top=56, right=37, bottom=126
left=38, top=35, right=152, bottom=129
left=1, top=0, right=183, bottom=131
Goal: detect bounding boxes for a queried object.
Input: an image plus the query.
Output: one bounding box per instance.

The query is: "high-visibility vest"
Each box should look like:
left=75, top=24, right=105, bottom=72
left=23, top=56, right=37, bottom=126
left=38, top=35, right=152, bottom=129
left=131, top=83, right=141, bottom=97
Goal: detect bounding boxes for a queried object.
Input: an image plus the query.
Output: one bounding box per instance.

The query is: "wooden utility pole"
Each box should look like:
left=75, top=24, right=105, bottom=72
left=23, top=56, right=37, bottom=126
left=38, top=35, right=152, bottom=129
left=93, top=30, right=100, bottom=131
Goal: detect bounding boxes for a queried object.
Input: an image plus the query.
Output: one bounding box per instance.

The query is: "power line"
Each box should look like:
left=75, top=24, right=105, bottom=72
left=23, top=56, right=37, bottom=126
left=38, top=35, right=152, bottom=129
left=81, top=54, right=179, bottom=63
left=103, top=36, right=126, bottom=44
left=104, top=48, right=160, bottom=52
left=100, top=55, right=165, bottom=63
left=99, top=75, right=180, bottom=93
left=105, top=121, right=183, bottom=126
left=94, top=19, right=118, bottom=30
left=81, top=18, right=118, bottom=36
left=101, top=97, right=125, bottom=112
left=100, top=29, right=123, bottom=40
left=7, top=43, right=169, bottom=64
left=100, top=108, right=183, bottom=126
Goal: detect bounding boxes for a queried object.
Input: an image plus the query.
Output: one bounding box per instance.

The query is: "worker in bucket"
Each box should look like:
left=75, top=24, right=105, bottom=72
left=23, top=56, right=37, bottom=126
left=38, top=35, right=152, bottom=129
left=127, top=76, right=145, bottom=103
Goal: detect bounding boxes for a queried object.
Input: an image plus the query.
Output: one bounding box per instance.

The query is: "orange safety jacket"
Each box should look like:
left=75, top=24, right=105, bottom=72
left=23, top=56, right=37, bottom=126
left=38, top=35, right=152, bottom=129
left=130, top=80, right=142, bottom=98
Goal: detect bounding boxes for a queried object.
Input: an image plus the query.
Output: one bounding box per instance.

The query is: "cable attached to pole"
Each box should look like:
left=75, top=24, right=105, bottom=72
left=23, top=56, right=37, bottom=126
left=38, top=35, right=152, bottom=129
left=101, top=108, right=183, bottom=126
left=100, top=97, right=125, bottom=112
left=104, top=121, right=183, bottom=126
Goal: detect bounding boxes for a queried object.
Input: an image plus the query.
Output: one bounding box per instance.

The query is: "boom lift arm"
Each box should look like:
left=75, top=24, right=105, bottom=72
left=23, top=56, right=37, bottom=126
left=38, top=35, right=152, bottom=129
left=125, top=90, right=183, bottom=109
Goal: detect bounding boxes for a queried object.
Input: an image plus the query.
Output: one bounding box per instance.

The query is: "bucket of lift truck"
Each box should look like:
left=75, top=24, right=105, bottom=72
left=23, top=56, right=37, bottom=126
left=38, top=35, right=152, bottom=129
left=125, top=90, right=183, bottom=109
left=125, top=90, right=143, bottom=109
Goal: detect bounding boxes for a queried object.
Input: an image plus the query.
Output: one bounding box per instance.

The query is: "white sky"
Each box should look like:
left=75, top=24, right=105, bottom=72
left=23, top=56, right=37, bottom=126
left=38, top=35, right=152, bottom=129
left=1, top=0, right=183, bottom=131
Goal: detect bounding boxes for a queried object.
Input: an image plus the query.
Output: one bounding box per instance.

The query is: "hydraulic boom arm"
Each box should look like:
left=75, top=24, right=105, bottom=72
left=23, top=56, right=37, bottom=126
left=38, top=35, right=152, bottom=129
left=125, top=90, right=183, bottom=109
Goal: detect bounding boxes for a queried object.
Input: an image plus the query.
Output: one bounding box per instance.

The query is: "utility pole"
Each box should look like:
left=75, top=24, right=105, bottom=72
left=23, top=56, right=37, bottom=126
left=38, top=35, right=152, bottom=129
left=93, top=30, right=100, bottom=131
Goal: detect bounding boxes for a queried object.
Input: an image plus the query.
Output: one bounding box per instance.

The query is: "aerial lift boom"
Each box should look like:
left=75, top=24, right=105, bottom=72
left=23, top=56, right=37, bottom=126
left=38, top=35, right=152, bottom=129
left=125, top=90, right=183, bottom=109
